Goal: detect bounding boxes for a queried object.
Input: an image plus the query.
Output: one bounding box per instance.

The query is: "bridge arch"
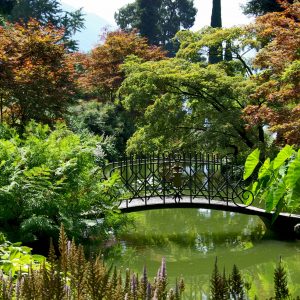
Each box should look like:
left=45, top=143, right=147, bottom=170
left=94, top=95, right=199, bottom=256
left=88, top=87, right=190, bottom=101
left=102, top=153, right=300, bottom=237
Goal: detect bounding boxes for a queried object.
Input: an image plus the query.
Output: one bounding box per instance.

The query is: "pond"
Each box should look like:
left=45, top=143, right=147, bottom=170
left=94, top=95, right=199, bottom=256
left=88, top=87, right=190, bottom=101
left=102, top=208, right=300, bottom=299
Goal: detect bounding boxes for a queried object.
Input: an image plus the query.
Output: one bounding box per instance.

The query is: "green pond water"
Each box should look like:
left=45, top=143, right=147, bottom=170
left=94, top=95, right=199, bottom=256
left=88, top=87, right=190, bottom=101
left=103, top=208, right=300, bottom=299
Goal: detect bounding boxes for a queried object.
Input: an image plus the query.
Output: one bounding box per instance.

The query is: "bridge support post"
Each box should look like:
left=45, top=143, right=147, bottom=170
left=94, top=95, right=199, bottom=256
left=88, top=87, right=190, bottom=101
left=259, top=215, right=300, bottom=239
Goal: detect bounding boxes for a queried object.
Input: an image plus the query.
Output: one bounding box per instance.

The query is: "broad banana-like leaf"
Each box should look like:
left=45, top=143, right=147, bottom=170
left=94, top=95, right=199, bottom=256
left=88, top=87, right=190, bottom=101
left=258, top=158, right=271, bottom=179
left=271, top=181, right=286, bottom=211
left=243, top=148, right=260, bottom=180
left=285, top=150, right=300, bottom=189
left=273, top=144, right=294, bottom=170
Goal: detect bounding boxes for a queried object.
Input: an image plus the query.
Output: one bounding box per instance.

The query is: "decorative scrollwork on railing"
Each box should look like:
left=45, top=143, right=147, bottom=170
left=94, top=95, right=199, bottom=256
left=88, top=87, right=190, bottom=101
left=232, top=188, right=255, bottom=207
left=102, top=153, right=255, bottom=208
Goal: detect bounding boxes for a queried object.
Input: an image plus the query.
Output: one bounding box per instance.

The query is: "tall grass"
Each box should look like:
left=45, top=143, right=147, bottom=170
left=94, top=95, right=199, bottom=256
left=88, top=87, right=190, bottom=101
left=0, top=226, right=184, bottom=300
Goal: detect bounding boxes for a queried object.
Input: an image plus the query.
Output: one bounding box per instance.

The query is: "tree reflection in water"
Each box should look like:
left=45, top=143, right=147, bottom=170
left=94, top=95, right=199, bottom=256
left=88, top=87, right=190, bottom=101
left=101, top=209, right=300, bottom=299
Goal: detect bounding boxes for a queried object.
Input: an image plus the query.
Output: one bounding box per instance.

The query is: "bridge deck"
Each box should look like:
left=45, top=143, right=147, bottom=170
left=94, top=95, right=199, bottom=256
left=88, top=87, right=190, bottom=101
left=119, top=196, right=297, bottom=218
left=118, top=197, right=300, bottom=237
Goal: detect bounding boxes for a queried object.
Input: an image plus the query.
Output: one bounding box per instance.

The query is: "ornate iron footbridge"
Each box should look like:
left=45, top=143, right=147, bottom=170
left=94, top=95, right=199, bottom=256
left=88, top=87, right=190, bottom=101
left=102, top=153, right=300, bottom=236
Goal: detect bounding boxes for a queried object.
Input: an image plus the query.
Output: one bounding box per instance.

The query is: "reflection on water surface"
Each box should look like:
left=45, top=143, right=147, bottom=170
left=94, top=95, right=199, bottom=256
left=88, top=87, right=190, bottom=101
left=103, top=209, right=300, bottom=299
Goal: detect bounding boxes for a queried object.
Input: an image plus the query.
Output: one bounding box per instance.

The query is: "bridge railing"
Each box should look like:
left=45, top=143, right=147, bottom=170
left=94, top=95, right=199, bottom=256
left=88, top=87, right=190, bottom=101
left=102, top=153, right=254, bottom=209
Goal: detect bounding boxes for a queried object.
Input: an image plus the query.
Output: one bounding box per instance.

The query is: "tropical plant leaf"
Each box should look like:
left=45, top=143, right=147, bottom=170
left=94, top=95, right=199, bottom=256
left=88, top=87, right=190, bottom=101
left=285, top=150, right=300, bottom=189
left=271, top=197, right=285, bottom=224
left=273, top=145, right=294, bottom=170
left=272, top=182, right=286, bottom=211
left=289, top=179, right=300, bottom=210
left=265, top=188, right=274, bottom=212
left=243, top=149, right=260, bottom=180
left=258, top=158, right=271, bottom=179
left=251, top=181, right=258, bottom=194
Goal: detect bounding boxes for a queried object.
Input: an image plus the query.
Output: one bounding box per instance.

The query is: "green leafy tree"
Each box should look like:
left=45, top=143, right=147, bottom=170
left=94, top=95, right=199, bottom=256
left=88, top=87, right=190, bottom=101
left=243, top=0, right=294, bottom=16
left=0, top=122, right=125, bottom=243
left=118, top=26, right=263, bottom=155
left=115, top=0, right=197, bottom=56
left=66, top=101, right=135, bottom=158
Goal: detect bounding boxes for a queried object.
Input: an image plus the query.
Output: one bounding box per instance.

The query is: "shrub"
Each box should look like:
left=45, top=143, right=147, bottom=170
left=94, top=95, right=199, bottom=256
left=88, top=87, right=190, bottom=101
left=0, top=121, right=126, bottom=242
left=0, top=226, right=185, bottom=300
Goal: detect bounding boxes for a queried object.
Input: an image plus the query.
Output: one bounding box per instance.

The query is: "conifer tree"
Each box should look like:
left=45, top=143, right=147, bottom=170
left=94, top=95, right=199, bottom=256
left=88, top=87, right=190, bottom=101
left=115, top=0, right=197, bottom=56
left=210, top=258, right=228, bottom=300
left=229, top=264, right=245, bottom=300
left=7, top=0, right=84, bottom=50
left=274, top=259, right=290, bottom=300
left=209, top=0, right=223, bottom=64
left=243, top=0, right=294, bottom=16
left=137, top=0, right=161, bottom=45
left=210, top=0, right=222, bottom=27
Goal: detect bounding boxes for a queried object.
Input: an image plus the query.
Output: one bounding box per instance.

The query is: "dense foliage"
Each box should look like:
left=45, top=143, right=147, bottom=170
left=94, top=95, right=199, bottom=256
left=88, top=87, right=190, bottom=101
left=0, top=122, right=125, bottom=242
left=115, top=0, right=197, bottom=56
left=75, top=30, right=166, bottom=102
left=0, top=4, right=299, bottom=298
left=243, top=0, right=294, bottom=16
left=243, top=1, right=300, bottom=146
left=116, top=1, right=299, bottom=155
left=67, top=101, right=135, bottom=158
left=0, top=227, right=184, bottom=300
left=1, top=0, right=84, bottom=50
left=0, top=20, right=76, bottom=128
left=118, top=27, right=260, bottom=155
left=244, top=145, right=300, bottom=216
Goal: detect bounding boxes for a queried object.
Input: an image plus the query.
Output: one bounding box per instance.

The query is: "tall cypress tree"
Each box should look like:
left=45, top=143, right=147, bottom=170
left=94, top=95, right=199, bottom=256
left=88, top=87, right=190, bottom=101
left=209, top=0, right=223, bottom=64
left=211, top=0, right=222, bottom=27
left=137, top=0, right=161, bottom=45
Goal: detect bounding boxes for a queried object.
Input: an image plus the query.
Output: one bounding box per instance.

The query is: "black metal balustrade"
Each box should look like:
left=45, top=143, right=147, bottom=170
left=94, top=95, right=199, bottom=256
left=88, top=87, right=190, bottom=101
left=100, top=153, right=300, bottom=236
left=102, top=153, right=254, bottom=208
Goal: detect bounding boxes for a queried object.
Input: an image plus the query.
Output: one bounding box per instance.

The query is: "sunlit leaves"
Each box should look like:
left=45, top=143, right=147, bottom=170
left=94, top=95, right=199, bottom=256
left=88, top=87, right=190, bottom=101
left=76, top=30, right=165, bottom=102
left=273, top=144, right=294, bottom=170
left=243, top=148, right=260, bottom=180
left=0, top=20, right=76, bottom=127
left=246, top=146, right=300, bottom=215
left=0, top=121, right=125, bottom=242
left=0, top=237, right=46, bottom=277
left=285, top=151, right=300, bottom=190
left=258, top=158, right=270, bottom=179
left=119, top=49, right=257, bottom=154
left=243, top=1, right=300, bottom=146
